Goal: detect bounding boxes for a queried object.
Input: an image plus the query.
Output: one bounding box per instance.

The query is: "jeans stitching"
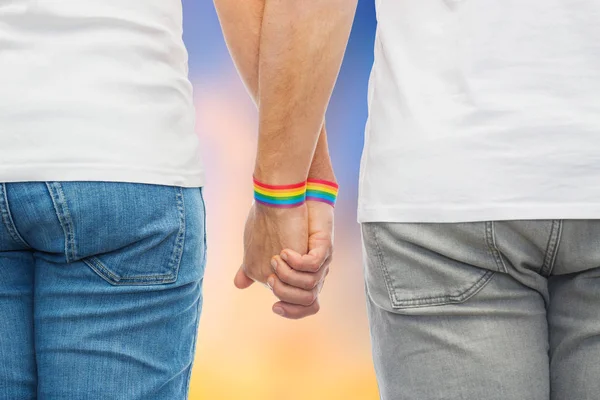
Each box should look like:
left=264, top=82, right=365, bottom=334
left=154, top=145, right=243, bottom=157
left=367, top=224, right=399, bottom=306
left=370, top=223, right=495, bottom=308
left=391, top=270, right=495, bottom=308
left=540, top=221, right=556, bottom=275
left=541, top=220, right=562, bottom=276
left=199, top=188, right=207, bottom=268
left=46, top=182, right=77, bottom=263
left=485, top=221, right=508, bottom=273
left=83, top=257, right=177, bottom=285
left=184, top=295, right=202, bottom=397
left=81, top=186, right=186, bottom=286
left=546, top=220, right=563, bottom=276
left=168, top=187, right=186, bottom=282
left=0, top=183, right=31, bottom=248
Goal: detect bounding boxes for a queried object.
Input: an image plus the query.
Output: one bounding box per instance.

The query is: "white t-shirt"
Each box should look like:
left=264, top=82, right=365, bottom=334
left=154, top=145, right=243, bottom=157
left=0, top=0, right=204, bottom=187
left=358, top=0, right=600, bottom=223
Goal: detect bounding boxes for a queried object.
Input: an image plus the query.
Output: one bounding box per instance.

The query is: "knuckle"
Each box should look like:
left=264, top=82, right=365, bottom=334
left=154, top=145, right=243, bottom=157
left=315, top=257, right=327, bottom=269
left=303, top=291, right=318, bottom=306
left=308, top=261, right=320, bottom=272
left=312, top=287, right=320, bottom=300
left=282, top=271, right=301, bottom=287
left=272, top=285, right=284, bottom=299
left=276, top=267, right=290, bottom=282
left=310, top=276, right=320, bottom=289
left=302, top=276, right=318, bottom=290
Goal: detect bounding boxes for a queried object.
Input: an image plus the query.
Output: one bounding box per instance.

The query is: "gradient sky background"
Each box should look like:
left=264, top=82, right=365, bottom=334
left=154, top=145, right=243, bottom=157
left=183, top=1, right=379, bottom=398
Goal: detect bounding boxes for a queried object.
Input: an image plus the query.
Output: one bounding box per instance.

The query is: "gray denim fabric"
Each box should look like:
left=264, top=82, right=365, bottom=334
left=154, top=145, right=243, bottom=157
left=362, top=220, right=600, bottom=400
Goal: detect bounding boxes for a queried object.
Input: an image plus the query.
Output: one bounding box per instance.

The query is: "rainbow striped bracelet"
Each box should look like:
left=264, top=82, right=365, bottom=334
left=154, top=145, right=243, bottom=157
left=306, top=179, right=339, bottom=207
left=253, top=178, right=307, bottom=208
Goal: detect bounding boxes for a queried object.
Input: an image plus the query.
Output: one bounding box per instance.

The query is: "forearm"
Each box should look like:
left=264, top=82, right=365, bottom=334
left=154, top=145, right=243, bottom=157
left=308, top=126, right=336, bottom=183
left=214, top=0, right=339, bottom=184
left=213, top=0, right=263, bottom=106
left=254, top=0, right=356, bottom=184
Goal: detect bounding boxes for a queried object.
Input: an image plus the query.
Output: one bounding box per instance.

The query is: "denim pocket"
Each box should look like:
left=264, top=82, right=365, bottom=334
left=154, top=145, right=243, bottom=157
left=362, top=222, right=495, bottom=311
left=52, top=182, right=187, bottom=285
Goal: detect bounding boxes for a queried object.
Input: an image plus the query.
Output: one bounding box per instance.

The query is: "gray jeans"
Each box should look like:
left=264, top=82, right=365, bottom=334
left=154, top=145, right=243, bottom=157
left=362, top=220, right=600, bottom=400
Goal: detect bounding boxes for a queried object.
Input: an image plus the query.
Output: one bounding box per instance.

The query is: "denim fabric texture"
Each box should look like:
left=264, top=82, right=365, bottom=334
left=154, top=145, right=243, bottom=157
left=363, top=220, right=600, bottom=400
left=0, top=182, right=206, bottom=400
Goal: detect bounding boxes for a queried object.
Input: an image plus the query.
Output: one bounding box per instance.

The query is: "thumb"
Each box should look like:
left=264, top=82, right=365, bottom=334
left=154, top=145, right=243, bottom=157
left=234, top=266, right=254, bottom=289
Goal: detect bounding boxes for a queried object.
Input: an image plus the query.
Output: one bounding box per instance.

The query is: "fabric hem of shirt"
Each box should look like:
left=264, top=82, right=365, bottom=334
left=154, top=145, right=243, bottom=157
left=0, top=166, right=205, bottom=188
left=357, top=204, right=600, bottom=224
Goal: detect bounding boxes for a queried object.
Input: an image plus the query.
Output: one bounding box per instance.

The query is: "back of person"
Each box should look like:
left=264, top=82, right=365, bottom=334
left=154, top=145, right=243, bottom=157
left=359, top=0, right=600, bottom=222
left=0, top=2, right=206, bottom=398
left=359, top=2, right=600, bottom=399
left=0, top=0, right=204, bottom=186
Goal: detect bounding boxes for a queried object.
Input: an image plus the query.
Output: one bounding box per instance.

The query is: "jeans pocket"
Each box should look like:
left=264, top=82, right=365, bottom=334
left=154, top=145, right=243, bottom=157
left=362, top=222, right=495, bottom=311
left=53, top=182, right=187, bottom=285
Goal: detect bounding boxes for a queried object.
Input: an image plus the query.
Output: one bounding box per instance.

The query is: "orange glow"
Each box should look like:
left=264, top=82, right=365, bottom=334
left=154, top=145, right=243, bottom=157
left=188, top=77, right=379, bottom=399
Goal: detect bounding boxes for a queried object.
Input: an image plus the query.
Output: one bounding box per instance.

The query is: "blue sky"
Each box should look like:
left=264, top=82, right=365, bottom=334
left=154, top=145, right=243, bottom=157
left=183, top=1, right=377, bottom=199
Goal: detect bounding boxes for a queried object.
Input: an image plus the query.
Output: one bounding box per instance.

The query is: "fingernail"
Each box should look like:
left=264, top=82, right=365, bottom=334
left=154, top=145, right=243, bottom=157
left=281, top=252, right=288, bottom=261
left=273, top=307, right=284, bottom=316
left=267, top=276, right=275, bottom=289
left=270, top=258, right=277, bottom=272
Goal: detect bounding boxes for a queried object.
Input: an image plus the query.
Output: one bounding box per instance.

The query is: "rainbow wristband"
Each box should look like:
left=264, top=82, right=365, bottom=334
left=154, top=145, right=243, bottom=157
left=253, top=178, right=307, bottom=208
left=306, top=179, right=339, bottom=207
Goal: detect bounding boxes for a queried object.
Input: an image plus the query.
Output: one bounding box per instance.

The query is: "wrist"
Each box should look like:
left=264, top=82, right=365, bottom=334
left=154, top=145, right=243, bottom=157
left=253, top=168, right=309, bottom=187
left=254, top=199, right=307, bottom=218
left=306, top=178, right=339, bottom=208
left=252, top=176, right=338, bottom=209
left=307, top=171, right=336, bottom=185
left=253, top=177, right=307, bottom=209
left=254, top=154, right=310, bottom=185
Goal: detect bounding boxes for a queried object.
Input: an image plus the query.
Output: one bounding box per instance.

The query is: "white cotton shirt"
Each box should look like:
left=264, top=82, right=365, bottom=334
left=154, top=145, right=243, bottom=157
left=358, top=0, right=600, bottom=223
left=0, top=0, right=204, bottom=187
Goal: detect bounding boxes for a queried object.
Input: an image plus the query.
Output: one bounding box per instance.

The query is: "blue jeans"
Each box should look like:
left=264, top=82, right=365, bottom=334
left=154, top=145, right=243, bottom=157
left=0, top=182, right=206, bottom=399
left=363, top=220, right=600, bottom=400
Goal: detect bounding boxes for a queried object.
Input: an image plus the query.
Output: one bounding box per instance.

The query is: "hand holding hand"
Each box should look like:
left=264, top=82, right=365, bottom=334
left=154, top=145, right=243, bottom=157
left=234, top=202, right=308, bottom=289
left=268, top=201, right=334, bottom=319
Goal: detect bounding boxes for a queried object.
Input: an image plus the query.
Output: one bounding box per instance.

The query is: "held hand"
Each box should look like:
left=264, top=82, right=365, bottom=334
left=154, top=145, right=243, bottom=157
left=269, top=201, right=334, bottom=319
left=234, top=202, right=308, bottom=289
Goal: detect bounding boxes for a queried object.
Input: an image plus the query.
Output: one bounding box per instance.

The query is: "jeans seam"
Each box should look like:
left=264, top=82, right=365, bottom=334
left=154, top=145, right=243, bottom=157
left=390, top=270, right=495, bottom=308
left=168, top=187, right=186, bottom=282
left=46, top=182, right=77, bottom=263
left=485, top=221, right=508, bottom=273
left=541, top=220, right=562, bottom=276
left=0, top=183, right=31, bottom=248
left=199, top=188, right=207, bottom=268
left=83, top=257, right=177, bottom=285
left=368, top=224, right=401, bottom=307
left=184, top=295, right=202, bottom=397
